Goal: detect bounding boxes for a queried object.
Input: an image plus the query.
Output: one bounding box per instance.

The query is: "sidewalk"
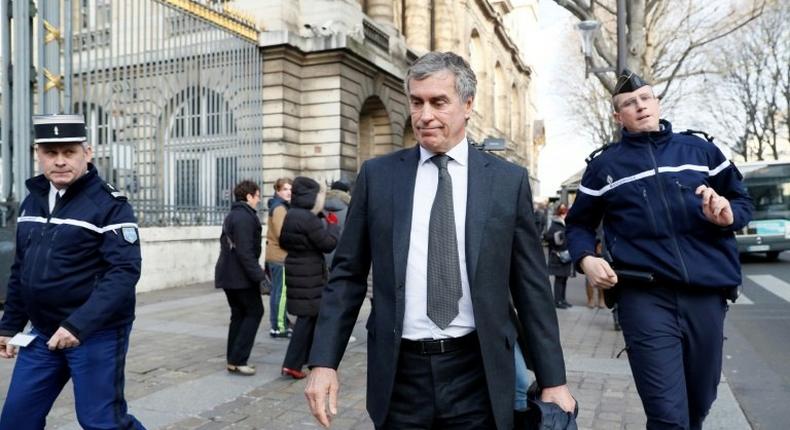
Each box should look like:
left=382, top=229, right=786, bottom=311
left=0, top=277, right=751, bottom=429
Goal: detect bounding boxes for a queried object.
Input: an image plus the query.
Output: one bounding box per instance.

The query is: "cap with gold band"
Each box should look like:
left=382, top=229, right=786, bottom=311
left=613, top=69, right=649, bottom=96
left=32, top=114, right=88, bottom=145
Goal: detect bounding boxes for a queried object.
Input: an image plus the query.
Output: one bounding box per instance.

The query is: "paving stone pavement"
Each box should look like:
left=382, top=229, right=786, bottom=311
left=0, top=277, right=751, bottom=429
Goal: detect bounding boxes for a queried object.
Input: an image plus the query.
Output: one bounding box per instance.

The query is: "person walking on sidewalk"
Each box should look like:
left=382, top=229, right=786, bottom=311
left=322, top=180, right=351, bottom=268
left=266, top=177, right=292, bottom=338
left=566, top=69, right=753, bottom=430
left=544, top=203, right=574, bottom=309
left=215, top=180, right=268, bottom=376
left=0, top=114, right=145, bottom=429
left=305, top=51, right=575, bottom=429
left=279, top=177, right=340, bottom=379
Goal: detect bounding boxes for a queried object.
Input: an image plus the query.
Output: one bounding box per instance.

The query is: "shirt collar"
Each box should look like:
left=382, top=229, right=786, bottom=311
left=49, top=182, right=66, bottom=197
left=418, top=137, right=469, bottom=166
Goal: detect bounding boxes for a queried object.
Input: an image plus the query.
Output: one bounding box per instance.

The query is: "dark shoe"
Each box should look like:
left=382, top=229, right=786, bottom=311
left=555, top=302, right=569, bottom=309
left=227, top=364, right=256, bottom=375
left=281, top=367, right=307, bottom=379
left=562, top=301, right=573, bottom=308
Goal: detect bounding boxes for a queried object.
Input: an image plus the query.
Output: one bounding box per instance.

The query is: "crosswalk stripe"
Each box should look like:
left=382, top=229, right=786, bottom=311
left=732, top=292, right=753, bottom=305
left=747, top=275, right=790, bottom=303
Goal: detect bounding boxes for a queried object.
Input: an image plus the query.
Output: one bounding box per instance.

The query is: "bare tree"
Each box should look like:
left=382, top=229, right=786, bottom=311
left=553, top=0, right=764, bottom=106
left=566, top=75, right=618, bottom=147
left=710, top=0, right=789, bottom=161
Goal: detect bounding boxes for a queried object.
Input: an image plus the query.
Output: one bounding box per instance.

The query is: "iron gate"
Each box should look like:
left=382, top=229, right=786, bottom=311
left=71, top=0, right=263, bottom=226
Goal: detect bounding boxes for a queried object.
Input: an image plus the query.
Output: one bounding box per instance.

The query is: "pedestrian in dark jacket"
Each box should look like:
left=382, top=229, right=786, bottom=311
left=279, top=177, right=339, bottom=379
left=323, top=180, right=351, bottom=267
left=544, top=204, right=573, bottom=309
left=215, top=180, right=267, bottom=376
left=566, top=69, right=753, bottom=428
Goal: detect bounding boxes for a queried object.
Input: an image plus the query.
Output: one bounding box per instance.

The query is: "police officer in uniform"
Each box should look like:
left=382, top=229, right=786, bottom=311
left=566, top=71, right=752, bottom=429
left=0, top=114, right=145, bottom=429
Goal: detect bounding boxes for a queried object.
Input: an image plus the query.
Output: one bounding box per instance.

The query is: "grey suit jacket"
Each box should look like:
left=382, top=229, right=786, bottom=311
left=309, top=144, right=566, bottom=429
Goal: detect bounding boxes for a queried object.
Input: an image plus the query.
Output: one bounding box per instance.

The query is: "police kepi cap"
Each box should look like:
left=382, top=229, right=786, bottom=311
left=613, top=69, right=649, bottom=95
left=32, top=114, right=88, bottom=145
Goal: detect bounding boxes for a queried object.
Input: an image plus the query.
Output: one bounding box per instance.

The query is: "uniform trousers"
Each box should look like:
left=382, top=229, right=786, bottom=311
left=618, top=283, right=727, bottom=430
left=379, top=333, right=495, bottom=429
left=223, top=287, right=264, bottom=366
left=0, top=324, right=144, bottom=430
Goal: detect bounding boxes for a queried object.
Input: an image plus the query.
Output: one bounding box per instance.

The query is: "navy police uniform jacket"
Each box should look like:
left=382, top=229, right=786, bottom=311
left=0, top=164, right=141, bottom=341
left=566, top=120, right=753, bottom=289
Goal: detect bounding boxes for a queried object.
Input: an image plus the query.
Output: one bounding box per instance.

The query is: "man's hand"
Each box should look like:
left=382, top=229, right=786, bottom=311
left=305, top=367, right=340, bottom=428
left=0, top=336, right=17, bottom=359
left=696, top=185, right=734, bottom=227
left=580, top=256, right=618, bottom=289
left=46, top=327, right=80, bottom=351
left=540, top=384, right=576, bottom=413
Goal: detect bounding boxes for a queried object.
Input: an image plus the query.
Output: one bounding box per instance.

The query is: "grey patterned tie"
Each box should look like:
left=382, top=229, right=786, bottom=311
left=427, top=154, right=462, bottom=329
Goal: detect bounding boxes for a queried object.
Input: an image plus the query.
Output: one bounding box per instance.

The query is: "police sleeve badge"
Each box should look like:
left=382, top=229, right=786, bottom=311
left=122, top=227, right=139, bottom=244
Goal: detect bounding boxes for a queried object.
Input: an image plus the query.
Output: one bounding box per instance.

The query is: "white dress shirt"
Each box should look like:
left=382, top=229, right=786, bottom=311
left=49, top=183, right=66, bottom=213
left=402, top=139, right=475, bottom=340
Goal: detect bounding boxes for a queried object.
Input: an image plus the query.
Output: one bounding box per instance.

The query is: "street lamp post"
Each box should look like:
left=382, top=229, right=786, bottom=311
left=575, top=0, right=627, bottom=78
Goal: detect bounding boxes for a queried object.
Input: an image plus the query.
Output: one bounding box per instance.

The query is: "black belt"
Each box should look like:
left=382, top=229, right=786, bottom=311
left=400, top=332, right=478, bottom=355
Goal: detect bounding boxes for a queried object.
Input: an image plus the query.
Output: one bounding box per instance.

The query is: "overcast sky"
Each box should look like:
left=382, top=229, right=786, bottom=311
left=534, top=1, right=592, bottom=199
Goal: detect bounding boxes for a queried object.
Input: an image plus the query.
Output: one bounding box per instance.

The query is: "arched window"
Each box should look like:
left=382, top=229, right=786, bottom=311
left=494, top=63, right=508, bottom=133
left=163, top=87, right=238, bottom=214
left=469, top=30, right=485, bottom=113
left=74, top=102, right=110, bottom=146
left=511, top=84, right=522, bottom=139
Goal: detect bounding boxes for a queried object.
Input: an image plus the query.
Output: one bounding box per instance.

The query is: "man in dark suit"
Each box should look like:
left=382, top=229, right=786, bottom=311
left=305, top=52, right=575, bottom=429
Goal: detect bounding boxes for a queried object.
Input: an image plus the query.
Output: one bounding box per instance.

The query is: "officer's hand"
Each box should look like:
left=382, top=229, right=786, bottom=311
left=0, top=336, right=17, bottom=359
left=696, top=185, right=734, bottom=227
left=305, top=367, right=339, bottom=428
left=46, top=327, right=80, bottom=351
left=580, top=256, right=618, bottom=289
left=540, top=384, right=577, bottom=414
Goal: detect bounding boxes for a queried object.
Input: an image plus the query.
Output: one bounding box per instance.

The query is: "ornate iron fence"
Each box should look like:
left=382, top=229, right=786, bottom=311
left=71, top=0, right=263, bottom=226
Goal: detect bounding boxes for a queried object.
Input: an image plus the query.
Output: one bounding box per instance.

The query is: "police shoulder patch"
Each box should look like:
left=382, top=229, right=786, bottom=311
left=102, top=182, right=127, bottom=201
left=122, top=227, right=139, bottom=244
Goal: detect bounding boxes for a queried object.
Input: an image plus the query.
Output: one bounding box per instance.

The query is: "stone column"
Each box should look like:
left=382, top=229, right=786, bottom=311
left=432, top=0, right=456, bottom=51
left=404, top=0, right=431, bottom=52
left=367, top=0, right=394, bottom=26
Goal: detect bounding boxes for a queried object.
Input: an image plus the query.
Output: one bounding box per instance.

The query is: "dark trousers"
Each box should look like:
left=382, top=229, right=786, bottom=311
left=0, top=325, right=144, bottom=430
left=618, top=284, right=727, bottom=430
left=282, top=315, right=317, bottom=370
left=553, top=276, right=568, bottom=303
left=223, top=287, right=264, bottom=366
left=379, top=335, right=495, bottom=429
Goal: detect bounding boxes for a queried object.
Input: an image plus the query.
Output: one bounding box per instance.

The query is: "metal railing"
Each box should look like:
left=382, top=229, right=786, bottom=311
left=71, top=0, right=263, bottom=226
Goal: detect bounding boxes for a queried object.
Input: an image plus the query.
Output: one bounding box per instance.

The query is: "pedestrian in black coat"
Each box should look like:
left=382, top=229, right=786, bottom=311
left=279, top=176, right=340, bottom=378
left=544, top=204, right=573, bottom=309
left=215, top=180, right=267, bottom=375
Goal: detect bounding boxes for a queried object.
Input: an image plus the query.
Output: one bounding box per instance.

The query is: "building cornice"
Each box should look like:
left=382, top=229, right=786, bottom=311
left=476, top=0, right=531, bottom=76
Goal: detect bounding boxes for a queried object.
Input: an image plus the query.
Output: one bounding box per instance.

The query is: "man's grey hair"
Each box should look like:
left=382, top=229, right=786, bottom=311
left=405, top=52, right=477, bottom=102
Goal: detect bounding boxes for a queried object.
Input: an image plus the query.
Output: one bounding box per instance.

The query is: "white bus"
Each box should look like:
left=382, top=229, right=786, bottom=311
left=736, top=161, right=790, bottom=260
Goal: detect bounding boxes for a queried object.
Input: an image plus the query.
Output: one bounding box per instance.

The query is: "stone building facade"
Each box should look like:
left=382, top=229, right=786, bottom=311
left=235, top=0, right=544, bottom=189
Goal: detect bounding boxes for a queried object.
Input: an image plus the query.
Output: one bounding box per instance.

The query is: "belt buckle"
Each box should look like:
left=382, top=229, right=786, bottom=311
left=439, top=339, right=446, bottom=354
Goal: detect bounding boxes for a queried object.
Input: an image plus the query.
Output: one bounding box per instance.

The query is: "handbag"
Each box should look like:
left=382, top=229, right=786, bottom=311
left=556, top=250, right=572, bottom=264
